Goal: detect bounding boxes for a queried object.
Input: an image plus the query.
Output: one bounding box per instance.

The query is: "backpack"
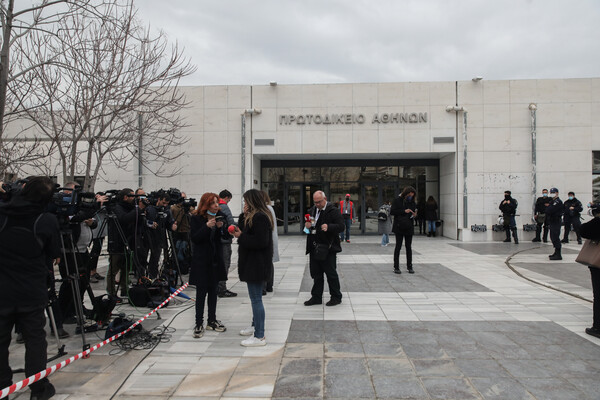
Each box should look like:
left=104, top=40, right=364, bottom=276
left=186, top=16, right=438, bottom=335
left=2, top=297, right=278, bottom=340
left=377, top=206, right=389, bottom=221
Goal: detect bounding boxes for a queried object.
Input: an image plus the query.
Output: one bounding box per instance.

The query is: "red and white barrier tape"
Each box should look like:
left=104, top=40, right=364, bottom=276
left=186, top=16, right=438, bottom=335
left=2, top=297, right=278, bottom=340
left=0, top=282, right=190, bottom=399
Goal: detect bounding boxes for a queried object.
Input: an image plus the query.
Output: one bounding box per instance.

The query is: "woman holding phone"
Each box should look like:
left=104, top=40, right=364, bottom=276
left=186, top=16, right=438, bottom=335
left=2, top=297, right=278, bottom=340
left=189, top=192, right=228, bottom=338
left=231, top=189, right=274, bottom=346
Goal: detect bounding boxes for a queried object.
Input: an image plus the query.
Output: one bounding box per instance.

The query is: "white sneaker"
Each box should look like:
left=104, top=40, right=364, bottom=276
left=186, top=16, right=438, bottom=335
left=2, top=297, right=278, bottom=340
left=239, top=326, right=255, bottom=336
left=241, top=336, right=266, bottom=347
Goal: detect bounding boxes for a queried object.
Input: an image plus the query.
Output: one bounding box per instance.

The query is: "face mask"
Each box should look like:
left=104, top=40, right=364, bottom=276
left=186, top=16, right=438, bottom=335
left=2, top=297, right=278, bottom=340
left=553, top=193, right=559, bottom=198
left=542, top=193, right=548, bottom=197
left=207, top=211, right=217, bottom=216
left=568, top=196, right=573, bottom=201
left=406, top=196, right=413, bottom=201
left=504, top=195, right=510, bottom=200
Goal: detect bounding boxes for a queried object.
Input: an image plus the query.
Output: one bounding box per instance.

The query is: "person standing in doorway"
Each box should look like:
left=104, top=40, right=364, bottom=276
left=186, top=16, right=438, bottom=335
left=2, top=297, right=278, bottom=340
left=562, top=191, right=583, bottom=244
left=499, top=190, right=518, bottom=244
left=378, top=201, right=392, bottom=246
left=339, top=194, right=353, bottom=243
left=546, top=187, right=564, bottom=260
left=425, top=196, right=438, bottom=237
left=391, top=186, right=417, bottom=274
left=305, top=191, right=344, bottom=306
left=532, top=188, right=550, bottom=243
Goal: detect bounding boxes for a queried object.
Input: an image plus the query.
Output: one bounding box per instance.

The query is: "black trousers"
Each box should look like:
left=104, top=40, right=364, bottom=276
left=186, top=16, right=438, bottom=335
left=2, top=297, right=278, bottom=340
left=195, top=285, right=218, bottom=326
left=549, top=222, right=561, bottom=252
left=0, top=305, right=50, bottom=393
left=88, top=237, right=104, bottom=272
left=394, top=233, right=413, bottom=268
left=563, top=218, right=582, bottom=241
left=148, top=246, right=167, bottom=279
left=591, top=267, right=600, bottom=330
left=309, top=252, right=342, bottom=301
left=535, top=221, right=548, bottom=241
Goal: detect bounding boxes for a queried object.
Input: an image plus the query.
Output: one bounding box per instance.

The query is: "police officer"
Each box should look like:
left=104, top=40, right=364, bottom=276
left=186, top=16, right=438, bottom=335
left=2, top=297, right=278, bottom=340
left=562, top=191, right=583, bottom=244
left=545, top=187, right=564, bottom=260
left=532, top=188, right=550, bottom=243
left=499, top=190, right=518, bottom=244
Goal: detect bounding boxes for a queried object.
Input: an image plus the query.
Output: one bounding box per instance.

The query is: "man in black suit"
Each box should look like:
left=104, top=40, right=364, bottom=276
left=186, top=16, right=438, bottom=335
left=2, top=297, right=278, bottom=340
left=304, top=191, right=345, bottom=307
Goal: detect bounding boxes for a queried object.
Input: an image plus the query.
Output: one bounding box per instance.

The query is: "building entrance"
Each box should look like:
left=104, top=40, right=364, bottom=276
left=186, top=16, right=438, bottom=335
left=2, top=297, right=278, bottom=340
left=261, top=160, right=439, bottom=235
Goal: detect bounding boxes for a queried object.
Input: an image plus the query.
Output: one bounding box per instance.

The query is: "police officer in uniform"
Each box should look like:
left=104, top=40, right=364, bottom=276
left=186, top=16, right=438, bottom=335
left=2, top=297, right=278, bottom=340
left=545, top=187, right=564, bottom=260
left=532, top=188, right=550, bottom=242
left=499, top=190, right=518, bottom=244
left=562, top=191, right=583, bottom=244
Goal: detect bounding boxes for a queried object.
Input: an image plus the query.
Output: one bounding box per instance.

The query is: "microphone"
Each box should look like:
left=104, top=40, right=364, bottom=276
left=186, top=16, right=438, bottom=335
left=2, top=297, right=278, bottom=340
left=304, top=214, right=311, bottom=222
left=228, top=225, right=236, bottom=234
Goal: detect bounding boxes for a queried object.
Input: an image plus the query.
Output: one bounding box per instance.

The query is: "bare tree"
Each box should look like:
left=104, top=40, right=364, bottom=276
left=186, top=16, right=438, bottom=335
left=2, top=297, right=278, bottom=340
left=0, top=0, right=102, bottom=178
left=22, top=0, right=195, bottom=190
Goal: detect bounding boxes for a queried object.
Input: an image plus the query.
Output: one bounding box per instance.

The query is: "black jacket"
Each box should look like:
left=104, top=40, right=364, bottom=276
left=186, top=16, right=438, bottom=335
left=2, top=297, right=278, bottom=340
left=424, top=202, right=438, bottom=221
left=545, top=197, right=564, bottom=224
left=391, top=196, right=416, bottom=235
left=0, top=195, right=61, bottom=308
left=189, top=212, right=227, bottom=288
left=563, top=197, right=583, bottom=221
left=238, top=212, right=273, bottom=283
left=581, top=217, right=600, bottom=241
left=107, top=200, right=145, bottom=253
left=304, top=202, right=344, bottom=255
left=499, top=196, right=518, bottom=216
left=534, top=196, right=551, bottom=215
left=146, top=205, right=174, bottom=249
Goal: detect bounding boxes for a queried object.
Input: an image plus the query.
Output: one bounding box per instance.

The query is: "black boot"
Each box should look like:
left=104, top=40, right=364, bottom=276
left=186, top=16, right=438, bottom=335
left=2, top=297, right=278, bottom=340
left=407, top=265, right=414, bottom=274
left=511, top=228, right=519, bottom=244
left=503, top=229, right=511, bottom=243
left=549, top=249, right=562, bottom=260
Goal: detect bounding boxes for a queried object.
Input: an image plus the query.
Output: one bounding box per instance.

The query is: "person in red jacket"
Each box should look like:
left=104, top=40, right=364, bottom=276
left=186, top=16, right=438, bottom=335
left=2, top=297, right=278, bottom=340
left=339, top=194, right=354, bottom=243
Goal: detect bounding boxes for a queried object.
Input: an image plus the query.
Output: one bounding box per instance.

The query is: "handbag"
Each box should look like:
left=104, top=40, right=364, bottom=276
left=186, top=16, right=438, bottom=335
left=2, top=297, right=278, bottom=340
left=312, top=241, right=331, bottom=261
left=575, top=239, right=600, bottom=269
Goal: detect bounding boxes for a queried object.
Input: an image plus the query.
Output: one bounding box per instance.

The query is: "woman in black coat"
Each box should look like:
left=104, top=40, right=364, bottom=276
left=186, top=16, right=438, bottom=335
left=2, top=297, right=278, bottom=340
left=232, top=189, right=274, bottom=347
left=391, top=186, right=417, bottom=274
left=189, top=192, right=228, bottom=338
left=580, top=216, right=600, bottom=339
left=425, top=196, right=438, bottom=237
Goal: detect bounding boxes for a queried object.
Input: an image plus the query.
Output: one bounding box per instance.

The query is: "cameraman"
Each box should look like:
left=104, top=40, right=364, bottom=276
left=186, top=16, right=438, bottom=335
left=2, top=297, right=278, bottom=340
left=57, top=182, right=98, bottom=324
left=106, top=188, right=147, bottom=298
left=171, top=192, right=192, bottom=274
left=0, top=176, right=60, bottom=399
left=146, top=193, right=177, bottom=279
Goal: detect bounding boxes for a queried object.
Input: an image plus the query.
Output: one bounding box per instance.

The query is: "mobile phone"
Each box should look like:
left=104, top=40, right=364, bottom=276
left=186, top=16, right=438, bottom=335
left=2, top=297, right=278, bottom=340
left=215, top=215, right=224, bottom=221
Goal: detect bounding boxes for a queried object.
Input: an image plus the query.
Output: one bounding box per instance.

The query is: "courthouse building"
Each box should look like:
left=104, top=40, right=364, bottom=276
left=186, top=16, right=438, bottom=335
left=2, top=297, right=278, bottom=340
left=34, top=78, right=600, bottom=240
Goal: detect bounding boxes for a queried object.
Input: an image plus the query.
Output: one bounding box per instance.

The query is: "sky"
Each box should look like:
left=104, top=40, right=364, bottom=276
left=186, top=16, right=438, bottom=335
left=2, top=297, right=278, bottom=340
left=135, top=0, right=600, bottom=86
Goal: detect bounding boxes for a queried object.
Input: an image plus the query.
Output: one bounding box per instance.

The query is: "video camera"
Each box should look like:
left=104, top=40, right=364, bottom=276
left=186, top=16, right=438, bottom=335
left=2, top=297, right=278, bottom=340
left=148, top=188, right=196, bottom=209
left=47, top=185, right=98, bottom=218
left=0, top=179, right=28, bottom=201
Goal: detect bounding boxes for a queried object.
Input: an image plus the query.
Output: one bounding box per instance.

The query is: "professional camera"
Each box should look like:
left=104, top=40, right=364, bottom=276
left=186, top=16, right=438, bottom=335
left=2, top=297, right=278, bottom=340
left=96, top=189, right=120, bottom=212
left=589, top=202, right=600, bottom=217
left=182, top=197, right=197, bottom=209
left=47, top=186, right=98, bottom=217
left=0, top=179, right=28, bottom=201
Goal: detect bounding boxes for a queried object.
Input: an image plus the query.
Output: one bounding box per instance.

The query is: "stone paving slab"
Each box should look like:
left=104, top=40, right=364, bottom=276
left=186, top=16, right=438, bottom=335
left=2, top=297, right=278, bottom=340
left=513, top=262, right=591, bottom=290
left=274, top=320, right=600, bottom=399
left=300, top=262, right=491, bottom=293
left=451, top=242, right=579, bottom=255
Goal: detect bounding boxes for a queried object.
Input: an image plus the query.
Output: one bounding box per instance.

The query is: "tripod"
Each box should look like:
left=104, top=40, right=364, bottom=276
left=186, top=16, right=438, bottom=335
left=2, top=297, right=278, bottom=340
left=161, top=229, right=185, bottom=287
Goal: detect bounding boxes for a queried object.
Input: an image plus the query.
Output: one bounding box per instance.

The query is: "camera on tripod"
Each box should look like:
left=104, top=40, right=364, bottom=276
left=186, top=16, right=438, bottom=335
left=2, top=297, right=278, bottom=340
left=47, top=185, right=99, bottom=218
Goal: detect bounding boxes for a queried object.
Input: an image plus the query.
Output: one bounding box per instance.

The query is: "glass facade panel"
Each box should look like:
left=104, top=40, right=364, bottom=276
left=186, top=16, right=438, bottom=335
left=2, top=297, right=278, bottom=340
left=262, top=161, right=438, bottom=234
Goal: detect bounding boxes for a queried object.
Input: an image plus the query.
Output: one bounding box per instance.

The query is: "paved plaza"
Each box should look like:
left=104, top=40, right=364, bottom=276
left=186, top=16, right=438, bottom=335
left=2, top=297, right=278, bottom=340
left=7, top=236, right=600, bottom=399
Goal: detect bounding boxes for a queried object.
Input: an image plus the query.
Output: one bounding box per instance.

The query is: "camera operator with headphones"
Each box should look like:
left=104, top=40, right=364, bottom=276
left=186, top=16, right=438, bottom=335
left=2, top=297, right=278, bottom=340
left=0, top=176, right=61, bottom=400
left=106, top=188, right=147, bottom=300
left=56, top=182, right=101, bottom=326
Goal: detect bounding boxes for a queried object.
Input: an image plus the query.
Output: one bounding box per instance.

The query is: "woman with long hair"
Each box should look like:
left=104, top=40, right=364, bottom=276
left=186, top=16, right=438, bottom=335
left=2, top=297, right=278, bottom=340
left=391, top=186, right=417, bottom=274
left=231, top=189, right=274, bottom=346
left=425, top=196, right=438, bottom=237
left=189, top=192, right=228, bottom=338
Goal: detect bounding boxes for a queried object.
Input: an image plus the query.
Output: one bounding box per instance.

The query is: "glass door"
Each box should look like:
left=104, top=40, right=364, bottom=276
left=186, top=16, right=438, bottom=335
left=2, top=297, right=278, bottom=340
left=362, top=183, right=399, bottom=233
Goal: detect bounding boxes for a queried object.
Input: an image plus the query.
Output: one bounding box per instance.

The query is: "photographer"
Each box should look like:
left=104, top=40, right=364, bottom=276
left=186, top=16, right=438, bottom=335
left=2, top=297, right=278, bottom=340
left=106, top=188, right=147, bottom=298
left=0, top=176, right=60, bottom=399
left=171, top=192, right=192, bottom=274
left=146, top=193, right=177, bottom=279
left=56, top=182, right=98, bottom=324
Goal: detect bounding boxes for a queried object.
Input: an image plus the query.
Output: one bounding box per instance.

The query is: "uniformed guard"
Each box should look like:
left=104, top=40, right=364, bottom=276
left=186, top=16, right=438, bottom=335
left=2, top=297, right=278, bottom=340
left=562, top=191, right=583, bottom=244
left=499, top=190, right=518, bottom=244
left=532, top=188, right=550, bottom=243
left=545, top=187, right=564, bottom=260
